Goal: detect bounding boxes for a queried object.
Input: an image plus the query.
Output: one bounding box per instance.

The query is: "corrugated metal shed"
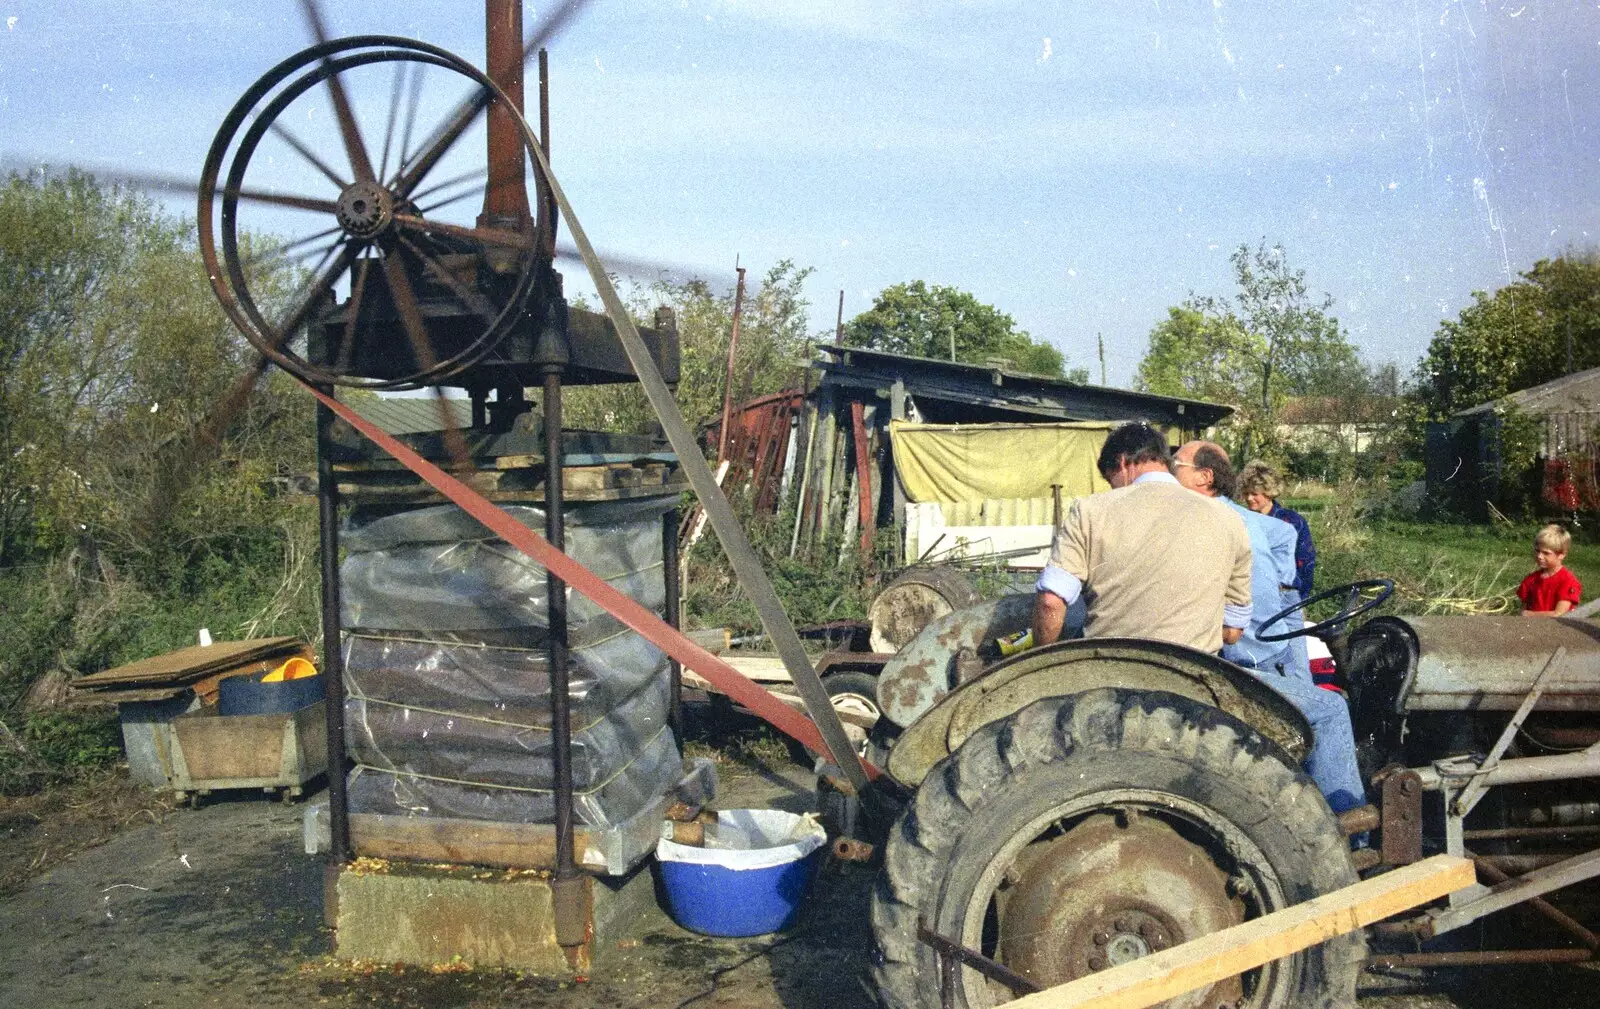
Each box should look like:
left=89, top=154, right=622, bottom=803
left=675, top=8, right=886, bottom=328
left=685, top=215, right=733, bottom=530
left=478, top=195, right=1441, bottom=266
left=348, top=396, right=475, bottom=435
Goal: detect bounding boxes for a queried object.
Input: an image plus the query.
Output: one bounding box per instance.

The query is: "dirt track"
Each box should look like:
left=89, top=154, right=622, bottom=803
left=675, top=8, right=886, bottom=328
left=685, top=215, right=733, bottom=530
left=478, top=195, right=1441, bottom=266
left=0, top=753, right=1594, bottom=1009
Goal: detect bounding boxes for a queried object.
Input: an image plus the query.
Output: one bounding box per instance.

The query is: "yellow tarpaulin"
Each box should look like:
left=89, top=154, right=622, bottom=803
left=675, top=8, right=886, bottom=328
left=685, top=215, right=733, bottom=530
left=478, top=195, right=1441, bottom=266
left=890, top=421, right=1115, bottom=503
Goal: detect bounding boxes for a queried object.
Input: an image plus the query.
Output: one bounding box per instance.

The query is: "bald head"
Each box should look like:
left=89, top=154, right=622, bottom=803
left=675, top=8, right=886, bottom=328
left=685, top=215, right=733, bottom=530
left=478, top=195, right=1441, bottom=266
left=1174, top=440, right=1236, bottom=498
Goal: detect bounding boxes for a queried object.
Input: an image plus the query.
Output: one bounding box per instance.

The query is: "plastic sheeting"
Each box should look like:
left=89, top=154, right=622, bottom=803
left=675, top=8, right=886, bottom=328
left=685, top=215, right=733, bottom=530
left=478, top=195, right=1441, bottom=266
left=656, top=809, right=827, bottom=870
left=338, top=496, right=682, bottom=832
left=343, top=631, right=668, bottom=724
left=341, top=500, right=668, bottom=644
left=345, top=674, right=671, bottom=791
left=346, top=724, right=683, bottom=827
left=890, top=421, right=1114, bottom=503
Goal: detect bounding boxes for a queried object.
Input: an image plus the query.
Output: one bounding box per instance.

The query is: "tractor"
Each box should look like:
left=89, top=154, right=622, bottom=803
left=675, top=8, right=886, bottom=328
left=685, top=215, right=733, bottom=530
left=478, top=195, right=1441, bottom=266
left=852, top=583, right=1600, bottom=1008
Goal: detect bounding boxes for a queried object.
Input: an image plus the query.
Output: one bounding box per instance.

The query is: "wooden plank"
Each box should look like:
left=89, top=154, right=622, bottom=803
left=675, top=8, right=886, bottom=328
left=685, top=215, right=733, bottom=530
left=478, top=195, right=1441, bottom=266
left=681, top=653, right=796, bottom=684
left=851, top=400, right=874, bottom=554
left=190, top=647, right=316, bottom=706
left=72, top=637, right=299, bottom=688
left=1005, top=854, right=1476, bottom=1009
left=349, top=812, right=594, bottom=871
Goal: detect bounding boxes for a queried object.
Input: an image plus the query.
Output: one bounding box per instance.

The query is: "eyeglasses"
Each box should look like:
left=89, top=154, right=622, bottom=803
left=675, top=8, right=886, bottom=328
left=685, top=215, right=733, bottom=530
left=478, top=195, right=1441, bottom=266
left=1172, top=460, right=1196, bottom=469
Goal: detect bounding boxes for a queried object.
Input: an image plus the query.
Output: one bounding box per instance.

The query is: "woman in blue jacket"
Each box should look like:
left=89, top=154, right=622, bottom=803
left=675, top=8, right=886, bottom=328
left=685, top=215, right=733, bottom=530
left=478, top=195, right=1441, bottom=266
left=1239, top=460, right=1316, bottom=597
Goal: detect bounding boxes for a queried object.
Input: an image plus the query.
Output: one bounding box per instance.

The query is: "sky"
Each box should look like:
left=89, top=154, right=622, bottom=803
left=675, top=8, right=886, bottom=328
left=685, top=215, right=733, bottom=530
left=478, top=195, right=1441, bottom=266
left=1, top=0, right=1596, bottom=387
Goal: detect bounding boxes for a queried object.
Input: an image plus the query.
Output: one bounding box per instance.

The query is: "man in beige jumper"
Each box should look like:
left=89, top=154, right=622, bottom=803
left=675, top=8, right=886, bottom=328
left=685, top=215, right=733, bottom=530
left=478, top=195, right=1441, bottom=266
left=1032, top=423, right=1254, bottom=651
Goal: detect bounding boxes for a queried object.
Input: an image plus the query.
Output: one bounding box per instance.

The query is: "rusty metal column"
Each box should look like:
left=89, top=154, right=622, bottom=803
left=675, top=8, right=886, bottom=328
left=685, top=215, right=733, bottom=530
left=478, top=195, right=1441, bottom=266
left=481, top=0, right=530, bottom=226
left=543, top=367, right=584, bottom=952
left=537, top=49, right=555, bottom=256
left=316, top=393, right=351, bottom=864
left=664, top=507, right=682, bottom=747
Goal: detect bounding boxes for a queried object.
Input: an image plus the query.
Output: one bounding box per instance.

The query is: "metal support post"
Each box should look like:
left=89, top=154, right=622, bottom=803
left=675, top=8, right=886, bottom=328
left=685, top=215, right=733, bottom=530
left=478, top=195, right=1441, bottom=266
left=316, top=393, right=351, bottom=864
left=480, top=0, right=530, bottom=227
left=664, top=506, right=682, bottom=748
left=537, top=48, right=554, bottom=256
left=543, top=369, right=585, bottom=952
left=716, top=264, right=747, bottom=463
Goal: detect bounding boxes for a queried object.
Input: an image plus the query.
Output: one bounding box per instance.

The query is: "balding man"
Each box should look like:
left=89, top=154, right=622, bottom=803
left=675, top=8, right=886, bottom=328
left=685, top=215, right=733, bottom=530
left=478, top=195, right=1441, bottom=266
left=1033, top=423, right=1253, bottom=652
left=1173, top=440, right=1367, bottom=814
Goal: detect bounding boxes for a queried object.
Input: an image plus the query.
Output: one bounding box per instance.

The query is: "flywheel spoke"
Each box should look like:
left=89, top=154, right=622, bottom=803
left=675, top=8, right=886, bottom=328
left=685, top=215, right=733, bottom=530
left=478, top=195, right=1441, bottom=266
left=268, top=122, right=350, bottom=191
left=335, top=255, right=373, bottom=373
left=398, top=234, right=499, bottom=322
left=297, top=0, right=377, bottom=184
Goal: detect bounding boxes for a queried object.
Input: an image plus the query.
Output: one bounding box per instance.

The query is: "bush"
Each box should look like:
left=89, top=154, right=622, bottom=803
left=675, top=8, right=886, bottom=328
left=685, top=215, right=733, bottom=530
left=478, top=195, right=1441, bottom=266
left=0, top=711, right=122, bottom=795
left=682, top=490, right=880, bottom=634
left=0, top=505, right=320, bottom=794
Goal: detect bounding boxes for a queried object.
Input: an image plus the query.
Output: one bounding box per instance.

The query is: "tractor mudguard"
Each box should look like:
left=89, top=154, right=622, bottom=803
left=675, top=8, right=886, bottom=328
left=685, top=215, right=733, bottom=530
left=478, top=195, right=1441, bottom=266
left=885, top=637, right=1313, bottom=789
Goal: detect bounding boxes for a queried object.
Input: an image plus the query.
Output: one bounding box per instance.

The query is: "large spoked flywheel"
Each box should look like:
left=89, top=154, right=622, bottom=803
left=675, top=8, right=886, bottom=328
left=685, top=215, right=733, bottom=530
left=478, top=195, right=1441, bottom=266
left=198, top=36, right=548, bottom=390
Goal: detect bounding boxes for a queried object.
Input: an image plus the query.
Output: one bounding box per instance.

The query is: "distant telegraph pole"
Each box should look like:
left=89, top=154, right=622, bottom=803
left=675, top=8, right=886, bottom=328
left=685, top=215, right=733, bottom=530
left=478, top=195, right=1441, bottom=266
left=835, top=290, right=845, bottom=345
left=716, top=260, right=747, bottom=463
left=1098, top=332, right=1107, bottom=386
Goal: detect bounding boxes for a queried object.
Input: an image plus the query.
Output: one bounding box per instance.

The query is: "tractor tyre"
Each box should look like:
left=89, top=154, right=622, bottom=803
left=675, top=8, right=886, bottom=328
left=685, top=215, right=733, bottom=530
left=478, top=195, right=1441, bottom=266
left=871, top=688, right=1362, bottom=1009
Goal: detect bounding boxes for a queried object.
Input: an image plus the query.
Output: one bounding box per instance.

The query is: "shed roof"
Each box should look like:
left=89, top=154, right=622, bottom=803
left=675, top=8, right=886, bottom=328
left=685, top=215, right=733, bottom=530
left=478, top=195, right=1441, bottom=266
left=813, top=345, right=1233, bottom=430
left=1456, top=366, right=1600, bottom=418
left=349, top=395, right=474, bottom=434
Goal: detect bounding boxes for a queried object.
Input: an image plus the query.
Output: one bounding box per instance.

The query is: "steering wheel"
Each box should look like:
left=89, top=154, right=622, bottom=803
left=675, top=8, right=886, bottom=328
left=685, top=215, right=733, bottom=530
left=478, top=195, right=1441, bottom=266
left=1258, top=579, right=1395, bottom=642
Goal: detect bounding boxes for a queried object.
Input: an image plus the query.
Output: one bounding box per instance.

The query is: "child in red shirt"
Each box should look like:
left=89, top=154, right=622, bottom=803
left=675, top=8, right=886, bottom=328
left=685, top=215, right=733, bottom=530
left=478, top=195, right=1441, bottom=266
left=1518, top=524, right=1582, bottom=617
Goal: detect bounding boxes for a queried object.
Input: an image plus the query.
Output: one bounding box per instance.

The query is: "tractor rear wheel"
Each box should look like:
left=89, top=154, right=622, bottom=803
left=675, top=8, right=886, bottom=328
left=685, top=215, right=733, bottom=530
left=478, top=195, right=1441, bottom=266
left=871, top=688, right=1362, bottom=1009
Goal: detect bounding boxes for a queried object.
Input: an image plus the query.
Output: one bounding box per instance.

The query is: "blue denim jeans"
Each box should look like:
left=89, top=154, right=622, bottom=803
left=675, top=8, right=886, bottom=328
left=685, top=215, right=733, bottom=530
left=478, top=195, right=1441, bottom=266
left=1237, top=657, right=1367, bottom=814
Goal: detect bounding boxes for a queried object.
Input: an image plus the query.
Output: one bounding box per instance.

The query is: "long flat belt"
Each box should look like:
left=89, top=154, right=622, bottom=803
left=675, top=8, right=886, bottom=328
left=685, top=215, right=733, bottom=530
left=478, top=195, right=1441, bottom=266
left=310, top=385, right=879, bottom=779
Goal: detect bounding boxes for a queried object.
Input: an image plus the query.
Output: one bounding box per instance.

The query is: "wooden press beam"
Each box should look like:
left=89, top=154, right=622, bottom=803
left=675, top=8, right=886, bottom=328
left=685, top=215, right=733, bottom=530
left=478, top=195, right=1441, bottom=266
left=1003, top=854, right=1475, bottom=1009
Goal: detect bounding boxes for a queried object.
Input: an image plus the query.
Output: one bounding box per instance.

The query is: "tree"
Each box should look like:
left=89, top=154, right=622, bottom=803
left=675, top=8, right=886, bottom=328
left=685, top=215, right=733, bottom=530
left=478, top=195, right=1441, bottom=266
left=0, top=170, right=319, bottom=721
left=0, top=170, right=313, bottom=572
left=563, top=261, right=818, bottom=435
left=1408, top=253, right=1600, bottom=420
left=842, top=281, right=1088, bottom=381
left=1189, top=241, right=1364, bottom=412
left=1135, top=241, right=1365, bottom=447
left=1134, top=306, right=1264, bottom=405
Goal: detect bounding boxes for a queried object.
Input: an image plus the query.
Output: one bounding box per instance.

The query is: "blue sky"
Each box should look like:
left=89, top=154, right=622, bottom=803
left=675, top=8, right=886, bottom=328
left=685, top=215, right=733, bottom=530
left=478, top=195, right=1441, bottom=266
left=2, top=1, right=1595, bottom=386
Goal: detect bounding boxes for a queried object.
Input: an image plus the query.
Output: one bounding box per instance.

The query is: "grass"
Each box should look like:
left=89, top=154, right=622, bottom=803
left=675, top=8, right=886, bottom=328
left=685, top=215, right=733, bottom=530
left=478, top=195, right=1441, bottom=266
left=680, top=700, right=798, bottom=777
left=1289, top=490, right=1600, bottom=618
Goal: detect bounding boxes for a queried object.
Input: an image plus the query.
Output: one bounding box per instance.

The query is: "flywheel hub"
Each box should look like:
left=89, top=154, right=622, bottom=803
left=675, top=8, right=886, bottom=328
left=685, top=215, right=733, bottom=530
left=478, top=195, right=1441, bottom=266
left=335, top=180, right=393, bottom=238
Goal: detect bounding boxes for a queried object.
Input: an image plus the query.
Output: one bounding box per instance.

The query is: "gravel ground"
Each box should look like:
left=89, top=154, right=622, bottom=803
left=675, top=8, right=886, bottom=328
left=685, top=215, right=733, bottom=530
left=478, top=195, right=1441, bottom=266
left=0, top=750, right=1595, bottom=1009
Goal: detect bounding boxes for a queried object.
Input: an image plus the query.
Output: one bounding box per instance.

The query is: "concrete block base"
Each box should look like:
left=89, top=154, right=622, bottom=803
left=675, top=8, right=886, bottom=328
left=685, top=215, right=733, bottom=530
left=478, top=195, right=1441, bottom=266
left=332, top=857, right=661, bottom=972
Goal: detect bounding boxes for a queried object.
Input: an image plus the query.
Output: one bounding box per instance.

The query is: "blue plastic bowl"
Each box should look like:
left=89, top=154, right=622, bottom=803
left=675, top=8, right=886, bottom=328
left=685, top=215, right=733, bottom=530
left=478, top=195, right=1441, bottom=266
left=657, top=809, right=826, bottom=937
